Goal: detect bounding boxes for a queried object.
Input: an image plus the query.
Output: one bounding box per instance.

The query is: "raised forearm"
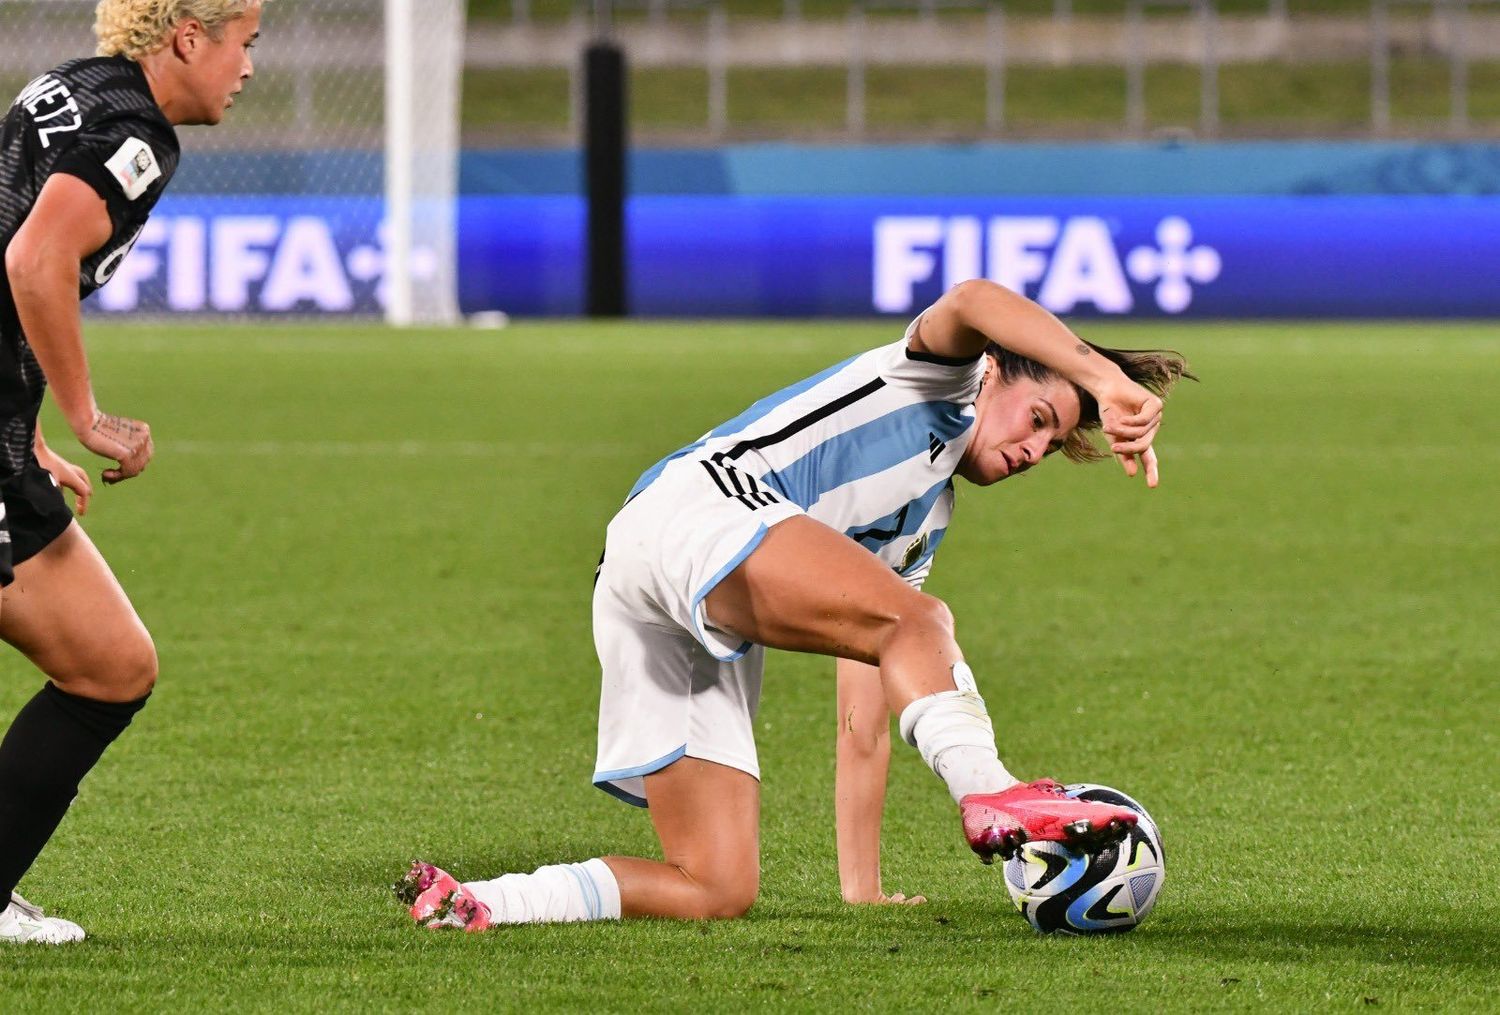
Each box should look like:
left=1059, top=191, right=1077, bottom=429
left=927, top=280, right=1127, bottom=397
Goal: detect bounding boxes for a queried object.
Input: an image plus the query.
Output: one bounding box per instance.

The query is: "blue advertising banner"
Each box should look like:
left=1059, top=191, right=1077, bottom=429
left=91, top=193, right=1500, bottom=318
left=88, top=196, right=387, bottom=315
left=478, top=194, right=1500, bottom=318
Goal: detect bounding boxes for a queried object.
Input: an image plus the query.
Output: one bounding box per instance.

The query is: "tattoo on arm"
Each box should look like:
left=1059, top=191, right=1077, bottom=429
left=1075, top=343, right=1092, bottom=356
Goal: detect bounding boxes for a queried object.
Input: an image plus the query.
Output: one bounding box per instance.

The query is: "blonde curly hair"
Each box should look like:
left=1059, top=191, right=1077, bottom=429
left=95, top=0, right=264, bottom=60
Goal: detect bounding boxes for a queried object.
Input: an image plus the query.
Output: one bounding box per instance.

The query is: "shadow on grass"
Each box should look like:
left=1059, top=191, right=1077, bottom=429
left=769, top=898, right=1498, bottom=973
left=1125, top=917, right=1497, bottom=972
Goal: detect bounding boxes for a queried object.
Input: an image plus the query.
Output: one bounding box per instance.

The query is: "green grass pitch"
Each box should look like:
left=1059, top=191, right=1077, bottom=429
left=1, top=319, right=1496, bottom=1010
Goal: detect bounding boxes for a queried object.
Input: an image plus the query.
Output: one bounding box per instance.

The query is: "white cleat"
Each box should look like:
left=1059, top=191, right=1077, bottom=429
left=0, top=892, right=86, bottom=944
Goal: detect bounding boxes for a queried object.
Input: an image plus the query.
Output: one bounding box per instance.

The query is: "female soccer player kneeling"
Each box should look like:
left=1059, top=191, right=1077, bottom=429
left=398, top=279, right=1190, bottom=928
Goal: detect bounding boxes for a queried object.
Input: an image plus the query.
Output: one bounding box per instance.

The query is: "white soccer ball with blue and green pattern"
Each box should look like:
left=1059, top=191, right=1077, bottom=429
left=1003, top=784, right=1164, bottom=935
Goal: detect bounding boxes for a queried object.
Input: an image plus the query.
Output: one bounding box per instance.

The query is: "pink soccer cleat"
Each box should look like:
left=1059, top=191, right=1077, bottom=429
left=394, top=861, right=493, bottom=932
left=959, top=779, right=1138, bottom=864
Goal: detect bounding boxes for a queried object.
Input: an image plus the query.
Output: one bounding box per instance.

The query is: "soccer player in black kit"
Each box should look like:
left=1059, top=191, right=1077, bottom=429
left=0, top=0, right=262, bottom=944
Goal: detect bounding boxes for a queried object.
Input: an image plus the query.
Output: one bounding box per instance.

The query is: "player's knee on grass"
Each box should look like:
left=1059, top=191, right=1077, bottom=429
left=664, top=851, right=759, bottom=921
left=686, top=869, right=758, bottom=921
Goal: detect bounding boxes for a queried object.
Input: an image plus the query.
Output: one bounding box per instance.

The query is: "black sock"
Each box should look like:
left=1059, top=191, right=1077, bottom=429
left=0, top=683, right=149, bottom=901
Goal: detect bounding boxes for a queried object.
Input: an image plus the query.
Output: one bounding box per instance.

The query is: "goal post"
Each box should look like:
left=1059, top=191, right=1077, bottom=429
left=384, top=0, right=465, bottom=326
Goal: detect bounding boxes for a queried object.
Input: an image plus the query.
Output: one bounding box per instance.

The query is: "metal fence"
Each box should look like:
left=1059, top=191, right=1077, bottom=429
left=464, top=0, right=1500, bottom=140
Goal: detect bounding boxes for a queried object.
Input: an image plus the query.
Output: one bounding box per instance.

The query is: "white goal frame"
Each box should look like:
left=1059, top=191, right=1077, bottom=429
left=385, top=0, right=465, bottom=326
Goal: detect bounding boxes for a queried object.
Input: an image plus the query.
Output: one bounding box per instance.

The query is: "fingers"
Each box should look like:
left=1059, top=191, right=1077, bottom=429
left=1114, top=448, right=1161, bottom=488
left=101, top=457, right=148, bottom=484
left=88, top=414, right=152, bottom=483
left=121, top=432, right=154, bottom=478
left=1101, top=393, right=1163, bottom=446
left=1101, top=387, right=1164, bottom=487
left=68, top=467, right=92, bottom=516
left=1112, top=402, right=1162, bottom=431
left=1109, top=421, right=1160, bottom=457
left=1102, top=412, right=1160, bottom=442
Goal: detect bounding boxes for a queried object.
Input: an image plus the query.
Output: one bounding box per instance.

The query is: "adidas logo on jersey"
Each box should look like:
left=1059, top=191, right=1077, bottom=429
left=928, top=432, right=946, bottom=463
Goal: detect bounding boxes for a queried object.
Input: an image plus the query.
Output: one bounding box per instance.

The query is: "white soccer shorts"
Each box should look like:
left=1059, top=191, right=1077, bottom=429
left=592, top=455, right=803, bottom=806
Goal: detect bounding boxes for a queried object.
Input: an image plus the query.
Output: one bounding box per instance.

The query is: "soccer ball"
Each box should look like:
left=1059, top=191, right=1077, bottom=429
left=1002, top=784, right=1165, bottom=935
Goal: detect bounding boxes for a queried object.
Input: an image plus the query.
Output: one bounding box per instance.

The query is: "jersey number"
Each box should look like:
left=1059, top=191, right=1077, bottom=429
left=17, top=75, right=82, bottom=149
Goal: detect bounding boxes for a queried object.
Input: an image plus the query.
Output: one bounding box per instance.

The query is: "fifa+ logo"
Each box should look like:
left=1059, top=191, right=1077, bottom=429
left=1125, top=217, right=1222, bottom=314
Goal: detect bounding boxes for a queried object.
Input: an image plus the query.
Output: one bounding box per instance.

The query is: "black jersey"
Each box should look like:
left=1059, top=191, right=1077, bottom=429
left=0, top=55, right=179, bottom=474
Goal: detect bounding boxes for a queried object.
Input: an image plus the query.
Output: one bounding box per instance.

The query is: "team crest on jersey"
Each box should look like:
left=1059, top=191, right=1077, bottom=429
left=898, top=533, right=929, bottom=572
left=104, top=137, right=161, bottom=201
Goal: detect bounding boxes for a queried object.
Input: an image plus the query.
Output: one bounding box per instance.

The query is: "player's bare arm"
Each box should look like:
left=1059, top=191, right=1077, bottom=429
left=31, top=423, right=92, bottom=517
left=1, top=0, right=263, bottom=945
left=914, top=279, right=1168, bottom=485
left=6, top=174, right=153, bottom=484
left=836, top=658, right=924, bottom=906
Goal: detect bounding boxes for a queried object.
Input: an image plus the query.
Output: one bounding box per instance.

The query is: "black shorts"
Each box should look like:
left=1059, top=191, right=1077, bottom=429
left=0, top=462, right=74, bottom=587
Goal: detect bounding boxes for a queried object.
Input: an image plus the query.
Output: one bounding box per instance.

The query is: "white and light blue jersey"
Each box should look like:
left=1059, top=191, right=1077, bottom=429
left=629, top=318, right=985, bottom=588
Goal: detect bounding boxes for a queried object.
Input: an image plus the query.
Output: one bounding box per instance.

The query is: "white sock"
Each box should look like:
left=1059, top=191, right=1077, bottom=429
left=462, top=858, right=622, bottom=924
left=898, top=662, right=1018, bottom=803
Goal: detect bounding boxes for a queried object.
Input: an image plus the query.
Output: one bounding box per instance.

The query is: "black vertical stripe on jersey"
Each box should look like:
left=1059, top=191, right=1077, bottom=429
left=701, top=459, right=733, bottom=497
left=722, top=463, right=763, bottom=511
left=701, top=458, right=779, bottom=512
left=722, top=464, right=748, bottom=496
left=724, top=377, right=887, bottom=461
left=928, top=434, right=946, bottom=463
left=743, top=471, right=768, bottom=500
left=745, top=473, right=778, bottom=507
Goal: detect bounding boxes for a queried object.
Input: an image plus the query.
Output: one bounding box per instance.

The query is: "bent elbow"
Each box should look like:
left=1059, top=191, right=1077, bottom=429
left=4, top=239, right=28, bottom=286
left=948, top=277, right=1013, bottom=309
left=5, top=240, right=73, bottom=305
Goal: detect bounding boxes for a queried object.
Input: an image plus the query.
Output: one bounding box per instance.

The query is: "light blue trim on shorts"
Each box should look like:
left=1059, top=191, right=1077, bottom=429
left=689, top=522, right=769, bottom=663
left=592, top=744, right=688, bottom=808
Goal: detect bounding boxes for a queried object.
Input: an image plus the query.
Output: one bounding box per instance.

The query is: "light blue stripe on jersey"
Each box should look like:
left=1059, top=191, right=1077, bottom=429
left=847, top=477, right=953, bottom=551
left=705, top=352, right=862, bottom=439
left=767, top=401, right=972, bottom=509
left=626, top=440, right=706, bottom=501
left=624, top=352, right=862, bottom=501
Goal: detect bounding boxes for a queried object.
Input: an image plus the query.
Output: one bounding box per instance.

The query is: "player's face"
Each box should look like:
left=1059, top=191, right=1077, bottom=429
left=956, top=358, right=1081, bottom=486
left=184, top=4, right=261, bottom=125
